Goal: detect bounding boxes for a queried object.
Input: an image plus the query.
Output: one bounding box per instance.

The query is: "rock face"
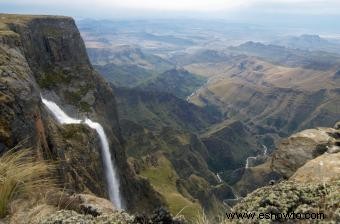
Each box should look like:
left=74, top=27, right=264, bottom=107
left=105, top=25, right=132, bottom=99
left=290, top=152, right=340, bottom=183
left=0, top=14, right=163, bottom=212
left=271, top=127, right=339, bottom=178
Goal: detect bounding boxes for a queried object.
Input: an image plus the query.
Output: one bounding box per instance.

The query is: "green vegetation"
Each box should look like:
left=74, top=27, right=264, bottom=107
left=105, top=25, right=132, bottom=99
left=64, top=84, right=93, bottom=113
left=0, top=148, right=55, bottom=218
left=139, top=155, right=203, bottom=222
left=79, top=101, right=92, bottom=113
left=233, top=181, right=340, bottom=223
left=64, top=90, right=82, bottom=104
left=37, top=72, right=72, bottom=89
left=60, top=124, right=89, bottom=141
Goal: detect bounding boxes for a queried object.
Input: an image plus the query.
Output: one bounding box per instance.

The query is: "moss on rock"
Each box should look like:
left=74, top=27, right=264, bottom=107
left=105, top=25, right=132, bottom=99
left=232, top=181, right=340, bottom=223
left=38, top=210, right=134, bottom=224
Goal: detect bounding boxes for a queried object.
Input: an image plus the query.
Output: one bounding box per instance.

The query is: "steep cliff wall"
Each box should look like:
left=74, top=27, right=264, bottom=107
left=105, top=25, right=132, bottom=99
left=0, top=14, right=163, bottom=213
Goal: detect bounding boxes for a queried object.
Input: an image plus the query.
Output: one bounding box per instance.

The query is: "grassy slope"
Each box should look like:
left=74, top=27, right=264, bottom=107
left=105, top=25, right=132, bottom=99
left=122, top=119, right=229, bottom=221
left=186, top=56, right=340, bottom=136
left=139, top=155, right=203, bottom=221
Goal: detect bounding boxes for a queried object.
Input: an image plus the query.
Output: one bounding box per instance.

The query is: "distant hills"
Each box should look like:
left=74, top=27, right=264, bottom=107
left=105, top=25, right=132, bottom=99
left=271, top=34, right=340, bottom=54
left=87, top=45, right=173, bottom=70
left=229, top=41, right=340, bottom=70
left=80, top=20, right=340, bottom=220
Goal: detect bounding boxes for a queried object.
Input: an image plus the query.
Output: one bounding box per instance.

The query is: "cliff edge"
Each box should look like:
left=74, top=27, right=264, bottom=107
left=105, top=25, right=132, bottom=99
left=0, top=13, right=163, bottom=213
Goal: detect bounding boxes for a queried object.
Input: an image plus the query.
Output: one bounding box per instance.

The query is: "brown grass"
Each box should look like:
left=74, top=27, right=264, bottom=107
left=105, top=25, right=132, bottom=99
left=0, top=148, right=56, bottom=218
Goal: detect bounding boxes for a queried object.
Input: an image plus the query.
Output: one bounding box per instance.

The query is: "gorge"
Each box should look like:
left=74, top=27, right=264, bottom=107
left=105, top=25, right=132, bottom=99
left=0, top=13, right=339, bottom=224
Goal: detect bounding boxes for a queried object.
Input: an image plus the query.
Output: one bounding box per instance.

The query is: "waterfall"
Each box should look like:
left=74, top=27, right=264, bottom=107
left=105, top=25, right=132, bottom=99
left=84, top=118, right=122, bottom=208
left=262, top=144, right=268, bottom=156
left=41, top=96, right=123, bottom=209
left=245, top=144, right=269, bottom=169
left=41, top=98, right=82, bottom=124
left=216, top=172, right=222, bottom=183
left=245, top=156, right=256, bottom=169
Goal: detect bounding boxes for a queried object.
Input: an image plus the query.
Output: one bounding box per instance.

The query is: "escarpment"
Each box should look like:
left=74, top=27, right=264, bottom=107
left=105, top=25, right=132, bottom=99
left=0, top=14, right=163, bottom=213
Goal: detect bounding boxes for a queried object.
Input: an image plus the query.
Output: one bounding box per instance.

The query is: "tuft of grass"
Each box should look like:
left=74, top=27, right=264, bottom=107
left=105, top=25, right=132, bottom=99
left=0, top=148, right=55, bottom=218
left=194, top=211, right=233, bottom=224
left=195, top=211, right=210, bottom=224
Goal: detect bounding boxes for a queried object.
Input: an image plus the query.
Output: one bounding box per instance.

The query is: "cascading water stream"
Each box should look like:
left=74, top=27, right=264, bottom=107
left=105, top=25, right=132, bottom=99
left=245, top=156, right=257, bottom=169
left=41, top=97, right=123, bottom=209
left=41, top=97, right=82, bottom=124
left=245, top=144, right=269, bottom=169
left=216, top=172, right=222, bottom=183
left=83, top=118, right=122, bottom=208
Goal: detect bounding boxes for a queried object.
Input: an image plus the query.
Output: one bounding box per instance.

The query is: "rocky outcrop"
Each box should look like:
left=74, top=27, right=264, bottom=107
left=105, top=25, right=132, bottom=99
left=67, top=193, right=116, bottom=216
left=232, top=181, right=340, bottom=223
left=0, top=14, right=163, bottom=213
left=233, top=162, right=281, bottom=197
left=334, top=121, right=340, bottom=130
left=234, top=121, right=340, bottom=196
left=290, top=152, right=340, bottom=183
left=39, top=210, right=134, bottom=224
left=6, top=192, right=184, bottom=224
left=271, top=127, right=339, bottom=178
left=232, top=123, right=340, bottom=222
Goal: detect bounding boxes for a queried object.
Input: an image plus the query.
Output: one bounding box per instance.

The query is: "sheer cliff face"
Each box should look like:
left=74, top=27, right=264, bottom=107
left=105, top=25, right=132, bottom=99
left=0, top=14, right=163, bottom=212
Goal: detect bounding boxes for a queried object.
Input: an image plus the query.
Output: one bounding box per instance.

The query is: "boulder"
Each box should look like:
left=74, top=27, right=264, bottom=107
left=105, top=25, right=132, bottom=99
left=334, top=121, right=340, bottom=130
left=48, top=192, right=116, bottom=216
left=290, top=152, right=340, bottom=183
left=271, top=127, right=338, bottom=178
left=71, top=194, right=116, bottom=216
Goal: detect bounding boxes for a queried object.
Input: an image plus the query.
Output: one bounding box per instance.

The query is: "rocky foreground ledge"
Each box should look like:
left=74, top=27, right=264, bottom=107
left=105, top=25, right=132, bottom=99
left=5, top=192, right=185, bottom=224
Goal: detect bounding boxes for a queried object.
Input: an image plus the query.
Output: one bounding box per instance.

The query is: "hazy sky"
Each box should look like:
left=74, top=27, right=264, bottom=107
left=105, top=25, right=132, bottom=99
left=1, top=0, right=340, bottom=27
left=2, top=0, right=340, bottom=14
